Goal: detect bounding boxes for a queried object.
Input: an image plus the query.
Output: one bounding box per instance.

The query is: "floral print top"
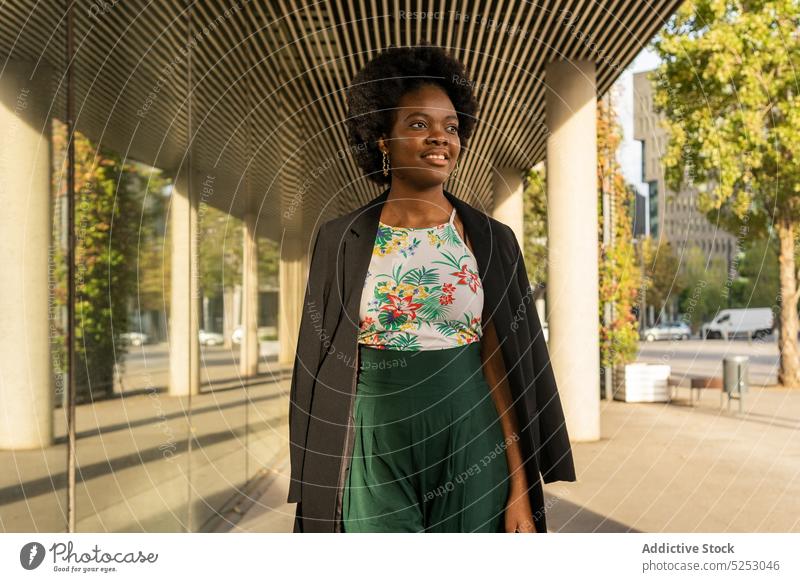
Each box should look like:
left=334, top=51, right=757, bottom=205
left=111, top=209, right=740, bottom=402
left=358, top=208, right=484, bottom=351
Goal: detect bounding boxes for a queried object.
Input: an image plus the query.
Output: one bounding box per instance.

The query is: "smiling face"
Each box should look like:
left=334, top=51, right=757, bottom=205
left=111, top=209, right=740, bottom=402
left=378, top=83, right=461, bottom=189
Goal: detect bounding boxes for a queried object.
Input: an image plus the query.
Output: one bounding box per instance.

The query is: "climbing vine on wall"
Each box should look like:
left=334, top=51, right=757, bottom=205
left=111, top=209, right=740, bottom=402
left=597, top=91, right=642, bottom=370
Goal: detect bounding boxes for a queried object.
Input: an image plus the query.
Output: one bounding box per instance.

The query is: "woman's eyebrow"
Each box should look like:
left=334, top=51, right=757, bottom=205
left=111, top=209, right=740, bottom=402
left=403, top=111, right=459, bottom=121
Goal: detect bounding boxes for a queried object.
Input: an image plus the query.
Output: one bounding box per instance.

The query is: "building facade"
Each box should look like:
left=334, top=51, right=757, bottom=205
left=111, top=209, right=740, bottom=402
left=633, top=70, right=736, bottom=270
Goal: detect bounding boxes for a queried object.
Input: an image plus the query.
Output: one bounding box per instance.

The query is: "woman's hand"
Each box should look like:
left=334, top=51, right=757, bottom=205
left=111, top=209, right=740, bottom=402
left=480, top=320, right=539, bottom=533
left=504, top=484, right=537, bottom=533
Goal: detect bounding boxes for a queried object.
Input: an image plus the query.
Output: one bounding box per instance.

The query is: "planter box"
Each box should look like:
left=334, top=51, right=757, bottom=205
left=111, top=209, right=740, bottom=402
left=613, top=363, right=671, bottom=402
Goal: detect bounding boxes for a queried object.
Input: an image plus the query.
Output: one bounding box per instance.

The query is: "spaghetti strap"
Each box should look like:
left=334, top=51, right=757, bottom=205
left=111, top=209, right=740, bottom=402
left=449, top=207, right=477, bottom=262
left=448, top=207, right=456, bottom=225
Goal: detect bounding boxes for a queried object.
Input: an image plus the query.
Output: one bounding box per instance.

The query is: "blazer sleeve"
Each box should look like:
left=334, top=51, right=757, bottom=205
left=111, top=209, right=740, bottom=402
left=287, top=222, right=331, bottom=503
left=507, top=226, right=577, bottom=484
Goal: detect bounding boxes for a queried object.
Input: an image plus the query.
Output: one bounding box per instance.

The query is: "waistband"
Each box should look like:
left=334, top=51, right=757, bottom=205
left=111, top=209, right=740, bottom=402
left=357, top=342, right=485, bottom=392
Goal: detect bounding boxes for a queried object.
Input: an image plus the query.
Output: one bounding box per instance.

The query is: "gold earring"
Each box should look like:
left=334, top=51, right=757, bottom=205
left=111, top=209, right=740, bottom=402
left=451, top=160, right=460, bottom=177
left=382, top=150, right=390, bottom=177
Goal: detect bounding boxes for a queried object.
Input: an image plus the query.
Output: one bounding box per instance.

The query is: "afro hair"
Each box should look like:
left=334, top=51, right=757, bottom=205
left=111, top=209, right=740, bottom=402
left=344, top=42, right=481, bottom=186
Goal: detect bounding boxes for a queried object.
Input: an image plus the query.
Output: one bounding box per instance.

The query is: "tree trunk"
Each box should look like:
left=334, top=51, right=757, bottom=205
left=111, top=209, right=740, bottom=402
left=776, top=218, right=800, bottom=388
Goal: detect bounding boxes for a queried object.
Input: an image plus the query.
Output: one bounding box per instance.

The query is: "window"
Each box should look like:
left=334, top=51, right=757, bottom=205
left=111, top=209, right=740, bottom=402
left=648, top=181, right=659, bottom=238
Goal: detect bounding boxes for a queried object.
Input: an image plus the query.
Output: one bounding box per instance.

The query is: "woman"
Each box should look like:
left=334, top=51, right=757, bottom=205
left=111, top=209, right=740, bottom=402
left=288, top=42, right=576, bottom=533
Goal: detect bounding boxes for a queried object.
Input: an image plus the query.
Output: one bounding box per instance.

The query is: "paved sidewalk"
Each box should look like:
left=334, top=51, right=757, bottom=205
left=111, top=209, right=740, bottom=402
left=209, top=450, right=295, bottom=533
left=235, top=383, right=800, bottom=533
left=551, top=384, right=800, bottom=532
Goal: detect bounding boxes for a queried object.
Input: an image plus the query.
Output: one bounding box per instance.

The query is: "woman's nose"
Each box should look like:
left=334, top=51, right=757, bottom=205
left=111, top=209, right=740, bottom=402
left=426, top=133, right=448, bottom=145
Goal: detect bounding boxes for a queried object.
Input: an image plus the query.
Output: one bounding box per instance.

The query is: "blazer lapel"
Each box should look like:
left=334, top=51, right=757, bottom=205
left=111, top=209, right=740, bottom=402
left=341, top=188, right=390, bottom=319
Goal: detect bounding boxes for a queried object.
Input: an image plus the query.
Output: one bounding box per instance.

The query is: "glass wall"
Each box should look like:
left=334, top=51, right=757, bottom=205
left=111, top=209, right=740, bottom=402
left=1, top=0, right=286, bottom=533
left=68, top=0, right=191, bottom=532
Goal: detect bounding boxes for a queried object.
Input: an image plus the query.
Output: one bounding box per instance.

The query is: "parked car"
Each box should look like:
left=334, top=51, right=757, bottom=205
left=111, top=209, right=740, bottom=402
left=232, top=325, right=243, bottom=345
left=641, top=321, right=692, bottom=342
left=199, top=330, right=224, bottom=346
left=119, top=331, right=149, bottom=346
left=232, top=325, right=278, bottom=345
left=701, top=307, right=774, bottom=340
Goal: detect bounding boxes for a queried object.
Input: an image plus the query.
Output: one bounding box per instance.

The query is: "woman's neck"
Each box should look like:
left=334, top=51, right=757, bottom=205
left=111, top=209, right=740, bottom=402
left=382, top=183, right=451, bottom=227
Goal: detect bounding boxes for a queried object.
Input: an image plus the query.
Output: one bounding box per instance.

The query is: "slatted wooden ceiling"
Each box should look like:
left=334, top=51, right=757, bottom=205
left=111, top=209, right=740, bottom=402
left=0, top=0, right=682, bottom=239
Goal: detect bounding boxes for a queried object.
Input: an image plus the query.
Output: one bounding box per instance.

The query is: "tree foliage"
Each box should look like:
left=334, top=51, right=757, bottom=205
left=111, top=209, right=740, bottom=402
left=731, top=235, right=780, bottom=307
left=52, top=121, right=147, bottom=400
left=652, top=0, right=800, bottom=385
left=640, top=237, right=687, bottom=318
left=199, top=205, right=243, bottom=299
left=677, top=245, right=728, bottom=332
left=522, top=165, right=548, bottom=287
left=652, top=0, right=800, bottom=234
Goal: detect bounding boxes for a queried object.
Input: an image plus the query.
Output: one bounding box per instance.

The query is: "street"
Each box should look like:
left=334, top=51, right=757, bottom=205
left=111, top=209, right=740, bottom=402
left=637, top=337, right=781, bottom=388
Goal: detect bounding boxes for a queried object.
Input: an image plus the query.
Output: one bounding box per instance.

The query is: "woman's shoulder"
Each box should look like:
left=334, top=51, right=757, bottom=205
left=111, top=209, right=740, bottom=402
left=316, top=193, right=385, bottom=238
left=459, top=201, right=517, bottom=249
left=315, top=214, right=351, bottom=242
left=445, top=192, right=516, bottom=241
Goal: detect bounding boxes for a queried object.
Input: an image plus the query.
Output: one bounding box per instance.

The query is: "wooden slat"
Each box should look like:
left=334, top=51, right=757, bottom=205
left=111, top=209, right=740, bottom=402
left=0, top=0, right=682, bottom=240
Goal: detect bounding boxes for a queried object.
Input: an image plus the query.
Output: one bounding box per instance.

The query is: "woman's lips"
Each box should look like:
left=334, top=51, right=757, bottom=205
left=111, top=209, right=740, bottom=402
left=421, top=155, right=449, bottom=166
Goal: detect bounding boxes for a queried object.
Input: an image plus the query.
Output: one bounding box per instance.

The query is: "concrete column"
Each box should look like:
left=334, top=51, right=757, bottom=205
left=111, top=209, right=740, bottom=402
left=535, top=297, right=547, bottom=335
left=168, top=167, right=200, bottom=396
left=240, top=210, right=259, bottom=376
left=278, top=232, right=306, bottom=365
left=492, top=168, right=525, bottom=252
left=0, top=59, right=54, bottom=448
left=545, top=58, right=600, bottom=442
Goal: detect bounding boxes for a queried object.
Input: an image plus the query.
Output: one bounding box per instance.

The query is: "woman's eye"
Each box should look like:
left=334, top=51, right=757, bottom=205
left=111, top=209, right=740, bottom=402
left=409, top=121, right=459, bottom=132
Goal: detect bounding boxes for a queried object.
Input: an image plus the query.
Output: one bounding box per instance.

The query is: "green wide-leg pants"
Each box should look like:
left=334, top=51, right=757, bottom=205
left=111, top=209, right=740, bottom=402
left=343, top=342, right=510, bottom=533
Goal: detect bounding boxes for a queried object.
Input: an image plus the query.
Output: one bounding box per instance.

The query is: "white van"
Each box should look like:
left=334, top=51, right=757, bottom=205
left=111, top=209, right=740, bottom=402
left=701, top=307, right=774, bottom=340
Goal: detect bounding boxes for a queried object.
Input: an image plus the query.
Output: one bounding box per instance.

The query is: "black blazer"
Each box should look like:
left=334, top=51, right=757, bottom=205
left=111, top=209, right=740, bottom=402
left=288, top=186, right=576, bottom=533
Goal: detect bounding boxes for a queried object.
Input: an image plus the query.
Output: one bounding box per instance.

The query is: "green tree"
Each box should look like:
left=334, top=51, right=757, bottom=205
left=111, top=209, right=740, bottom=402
left=199, top=205, right=242, bottom=301
left=198, top=207, right=279, bottom=338
left=678, top=245, right=728, bottom=333
left=652, top=0, right=800, bottom=386
left=136, top=172, right=171, bottom=316
left=640, top=237, right=686, bottom=321
left=258, top=237, right=279, bottom=288
left=52, top=121, right=143, bottom=401
left=731, top=236, right=780, bottom=308
left=522, top=165, right=548, bottom=286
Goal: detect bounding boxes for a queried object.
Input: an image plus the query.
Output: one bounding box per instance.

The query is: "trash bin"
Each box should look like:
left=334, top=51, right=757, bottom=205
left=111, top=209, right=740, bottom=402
left=722, top=356, right=749, bottom=412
